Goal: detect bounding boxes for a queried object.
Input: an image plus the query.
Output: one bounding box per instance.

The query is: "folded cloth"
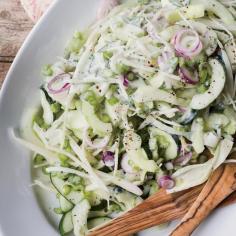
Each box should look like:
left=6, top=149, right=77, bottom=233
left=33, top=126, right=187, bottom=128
left=20, top=0, right=53, bottom=22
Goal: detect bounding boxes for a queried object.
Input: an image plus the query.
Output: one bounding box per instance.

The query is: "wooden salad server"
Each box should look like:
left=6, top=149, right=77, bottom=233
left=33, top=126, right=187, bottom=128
left=170, top=163, right=236, bottom=236
left=88, top=164, right=236, bottom=236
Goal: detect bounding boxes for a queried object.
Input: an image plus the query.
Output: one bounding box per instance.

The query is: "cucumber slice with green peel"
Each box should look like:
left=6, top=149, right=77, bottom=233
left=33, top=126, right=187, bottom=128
left=127, top=148, right=158, bottom=172
left=167, top=5, right=205, bottom=24
left=190, top=59, right=226, bottom=110
left=59, top=211, right=74, bottom=236
left=191, top=118, right=204, bottom=154
left=149, top=127, right=178, bottom=160
left=66, top=191, right=84, bottom=205
left=207, top=113, right=229, bottom=130
left=82, top=100, right=112, bottom=136
left=87, top=217, right=111, bottom=230
left=50, top=175, right=84, bottom=205
left=59, top=195, right=74, bottom=213
left=50, top=175, right=66, bottom=195
left=72, top=199, right=91, bottom=236
left=191, top=0, right=235, bottom=25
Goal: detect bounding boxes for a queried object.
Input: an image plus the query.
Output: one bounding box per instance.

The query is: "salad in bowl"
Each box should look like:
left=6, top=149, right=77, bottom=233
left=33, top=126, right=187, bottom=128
left=13, top=0, right=236, bottom=235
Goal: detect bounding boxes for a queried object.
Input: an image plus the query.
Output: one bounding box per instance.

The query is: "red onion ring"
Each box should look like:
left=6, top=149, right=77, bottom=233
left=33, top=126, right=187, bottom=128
left=102, top=151, right=115, bottom=167
left=172, top=29, right=203, bottom=58
left=178, top=67, right=199, bottom=84
left=123, top=76, right=129, bottom=87
left=174, top=152, right=192, bottom=166
left=47, top=73, right=71, bottom=94
left=158, top=175, right=175, bottom=189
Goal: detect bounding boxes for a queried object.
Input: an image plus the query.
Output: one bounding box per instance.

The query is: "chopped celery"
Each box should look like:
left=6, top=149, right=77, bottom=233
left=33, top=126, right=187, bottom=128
left=68, top=175, right=83, bottom=185
left=33, top=113, right=44, bottom=127
left=85, top=91, right=104, bottom=107
left=110, top=84, right=118, bottom=93
left=34, top=154, right=46, bottom=165
left=137, top=31, right=147, bottom=37
left=99, top=113, right=111, bottom=123
left=66, top=31, right=86, bottom=54
left=42, top=64, right=53, bottom=76
left=103, top=51, right=113, bottom=60
left=54, top=208, right=63, bottom=214
left=50, top=103, right=61, bottom=113
left=62, top=185, right=72, bottom=196
left=107, top=96, right=119, bottom=105
left=116, top=64, right=130, bottom=75
left=127, top=72, right=136, bottom=81
left=59, top=154, right=69, bottom=162
left=148, top=180, right=159, bottom=196
left=42, top=166, right=50, bottom=175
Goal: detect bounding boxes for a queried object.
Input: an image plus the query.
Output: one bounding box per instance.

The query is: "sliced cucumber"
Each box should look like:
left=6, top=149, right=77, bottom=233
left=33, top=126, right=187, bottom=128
left=190, top=59, right=225, bottom=110
left=65, top=110, right=88, bottom=130
left=127, top=148, right=158, bottom=172
left=191, top=118, right=204, bottom=154
left=87, top=217, right=111, bottom=230
left=82, top=100, right=112, bottom=136
left=149, top=127, right=178, bottom=160
left=59, top=211, right=74, bottom=236
left=72, top=199, right=91, bottom=236
left=66, top=191, right=84, bottom=205
left=59, top=195, right=74, bottom=213
left=207, top=113, right=229, bottom=130
left=50, top=175, right=68, bottom=195
left=111, top=189, right=143, bottom=211
left=167, top=5, right=205, bottom=24
left=50, top=175, right=84, bottom=205
left=191, top=0, right=235, bottom=24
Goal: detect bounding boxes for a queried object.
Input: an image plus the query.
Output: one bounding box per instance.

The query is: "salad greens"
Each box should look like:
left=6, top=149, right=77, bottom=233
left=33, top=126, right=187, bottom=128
left=14, top=0, right=236, bottom=235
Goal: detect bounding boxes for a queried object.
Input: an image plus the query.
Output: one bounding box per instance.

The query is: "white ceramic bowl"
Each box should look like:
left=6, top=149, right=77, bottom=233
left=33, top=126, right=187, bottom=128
left=0, top=1, right=236, bottom=235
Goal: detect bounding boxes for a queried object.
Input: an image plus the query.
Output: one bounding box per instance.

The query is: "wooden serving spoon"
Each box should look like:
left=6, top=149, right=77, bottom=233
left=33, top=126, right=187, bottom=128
left=88, top=164, right=236, bottom=236
left=170, top=163, right=236, bottom=236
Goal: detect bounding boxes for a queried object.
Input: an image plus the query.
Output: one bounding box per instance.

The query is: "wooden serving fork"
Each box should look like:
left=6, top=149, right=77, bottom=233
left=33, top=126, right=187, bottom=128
left=170, top=163, right=236, bottom=236
left=88, top=164, right=236, bottom=236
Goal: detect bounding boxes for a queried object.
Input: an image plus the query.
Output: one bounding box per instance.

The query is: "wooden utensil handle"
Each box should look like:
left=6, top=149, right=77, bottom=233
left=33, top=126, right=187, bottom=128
left=88, top=166, right=236, bottom=236
left=170, top=164, right=236, bottom=236
left=88, top=186, right=202, bottom=236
